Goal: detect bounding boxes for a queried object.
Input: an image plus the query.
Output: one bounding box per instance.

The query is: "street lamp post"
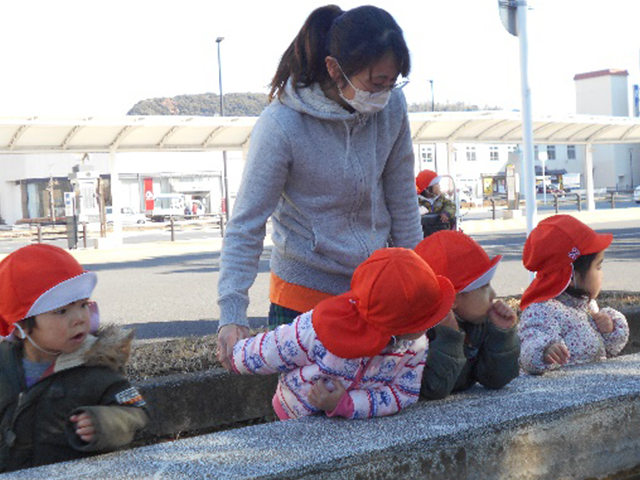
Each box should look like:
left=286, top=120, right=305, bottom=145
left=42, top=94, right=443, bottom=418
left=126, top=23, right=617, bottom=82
left=429, top=79, right=434, bottom=112
left=216, top=36, right=230, bottom=229
left=216, top=37, right=225, bottom=116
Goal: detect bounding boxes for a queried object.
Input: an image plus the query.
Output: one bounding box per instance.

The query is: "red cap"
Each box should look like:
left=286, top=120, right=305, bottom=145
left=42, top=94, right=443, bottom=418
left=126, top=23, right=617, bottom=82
left=416, top=169, right=441, bottom=193
left=520, top=215, right=612, bottom=310
left=415, top=230, right=502, bottom=293
left=313, top=248, right=455, bottom=359
left=0, top=244, right=97, bottom=337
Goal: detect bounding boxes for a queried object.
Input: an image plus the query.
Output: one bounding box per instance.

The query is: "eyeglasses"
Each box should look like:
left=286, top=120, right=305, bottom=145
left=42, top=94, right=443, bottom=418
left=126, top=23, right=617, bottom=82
left=368, top=78, right=410, bottom=93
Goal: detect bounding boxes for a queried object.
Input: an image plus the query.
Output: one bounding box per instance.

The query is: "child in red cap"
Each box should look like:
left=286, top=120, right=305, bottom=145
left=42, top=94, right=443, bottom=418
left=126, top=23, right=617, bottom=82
left=0, top=244, right=149, bottom=473
left=518, top=215, right=628, bottom=374
left=230, top=248, right=455, bottom=420
left=416, top=169, right=456, bottom=233
left=414, top=230, right=520, bottom=399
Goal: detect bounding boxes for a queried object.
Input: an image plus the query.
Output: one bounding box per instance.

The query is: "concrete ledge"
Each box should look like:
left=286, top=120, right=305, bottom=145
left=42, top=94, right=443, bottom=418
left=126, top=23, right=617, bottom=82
left=136, top=371, right=277, bottom=437
left=5, top=353, right=640, bottom=480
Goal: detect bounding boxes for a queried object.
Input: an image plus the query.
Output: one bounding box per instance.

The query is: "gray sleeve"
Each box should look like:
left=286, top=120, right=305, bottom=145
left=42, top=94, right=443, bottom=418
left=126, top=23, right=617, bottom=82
left=383, top=92, right=423, bottom=249
left=217, top=110, right=292, bottom=327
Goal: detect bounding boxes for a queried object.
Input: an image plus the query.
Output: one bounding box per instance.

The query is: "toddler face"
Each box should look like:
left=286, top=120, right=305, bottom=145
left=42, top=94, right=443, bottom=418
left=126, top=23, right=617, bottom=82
left=575, top=250, right=605, bottom=299
left=23, top=299, right=92, bottom=362
left=453, top=283, right=496, bottom=324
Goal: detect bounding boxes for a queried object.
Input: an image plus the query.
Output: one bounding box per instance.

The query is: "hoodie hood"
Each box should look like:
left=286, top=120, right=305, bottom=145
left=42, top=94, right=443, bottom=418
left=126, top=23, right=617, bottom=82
left=279, top=80, right=364, bottom=122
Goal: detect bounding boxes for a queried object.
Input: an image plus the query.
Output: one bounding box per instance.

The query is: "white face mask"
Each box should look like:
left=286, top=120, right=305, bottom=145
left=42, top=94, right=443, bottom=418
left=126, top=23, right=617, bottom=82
left=335, top=62, right=392, bottom=114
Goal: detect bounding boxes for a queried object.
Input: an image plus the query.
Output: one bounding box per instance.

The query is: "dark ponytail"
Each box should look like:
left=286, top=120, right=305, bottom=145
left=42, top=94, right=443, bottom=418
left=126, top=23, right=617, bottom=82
left=269, top=5, right=343, bottom=100
left=269, top=4, right=411, bottom=101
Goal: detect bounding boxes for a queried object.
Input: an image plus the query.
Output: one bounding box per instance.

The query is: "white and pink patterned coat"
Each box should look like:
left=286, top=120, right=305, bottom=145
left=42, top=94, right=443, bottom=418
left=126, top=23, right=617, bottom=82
left=518, top=293, right=629, bottom=374
left=232, top=311, right=427, bottom=420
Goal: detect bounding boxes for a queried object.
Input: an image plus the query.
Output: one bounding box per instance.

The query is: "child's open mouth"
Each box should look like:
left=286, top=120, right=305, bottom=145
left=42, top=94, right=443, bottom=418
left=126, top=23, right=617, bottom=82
left=70, top=332, right=86, bottom=342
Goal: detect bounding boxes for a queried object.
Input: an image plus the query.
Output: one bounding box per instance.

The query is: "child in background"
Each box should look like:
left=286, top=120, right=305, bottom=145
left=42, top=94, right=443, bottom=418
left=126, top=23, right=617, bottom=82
left=414, top=231, right=520, bottom=400
left=416, top=169, right=456, bottom=229
left=0, top=245, right=149, bottom=473
left=230, top=248, right=455, bottom=420
left=518, top=215, right=628, bottom=374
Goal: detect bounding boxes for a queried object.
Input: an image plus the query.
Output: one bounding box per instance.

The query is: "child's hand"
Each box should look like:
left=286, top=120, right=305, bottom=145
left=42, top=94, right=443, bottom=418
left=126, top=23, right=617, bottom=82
left=439, top=310, right=459, bottom=331
left=543, top=343, right=570, bottom=365
left=70, top=412, right=96, bottom=443
left=488, top=300, right=517, bottom=330
left=308, top=377, right=347, bottom=412
left=592, top=311, right=613, bottom=334
left=439, top=213, right=449, bottom=223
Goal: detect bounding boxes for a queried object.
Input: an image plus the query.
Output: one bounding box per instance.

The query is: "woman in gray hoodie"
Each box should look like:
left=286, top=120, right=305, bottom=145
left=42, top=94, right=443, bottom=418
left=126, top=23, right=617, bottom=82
left=217, top=5, right=423, bottom=368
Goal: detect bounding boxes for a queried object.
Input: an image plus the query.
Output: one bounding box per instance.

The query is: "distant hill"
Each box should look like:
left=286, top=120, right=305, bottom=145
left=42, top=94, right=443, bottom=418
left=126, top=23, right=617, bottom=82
left=127, top=92, right=269, bottom=117
left=127, top=93, right=497, bottom=116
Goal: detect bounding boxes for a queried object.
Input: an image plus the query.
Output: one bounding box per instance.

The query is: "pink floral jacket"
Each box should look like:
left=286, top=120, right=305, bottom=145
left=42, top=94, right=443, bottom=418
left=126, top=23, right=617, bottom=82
left=518, top=293, right=629, bottom=374
left=232, top=311, right=427, bottom=420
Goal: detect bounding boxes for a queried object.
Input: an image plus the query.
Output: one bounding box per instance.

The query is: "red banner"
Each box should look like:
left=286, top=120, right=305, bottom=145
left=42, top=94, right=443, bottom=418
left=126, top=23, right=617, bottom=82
left=144, top=178, right=154, bottom=211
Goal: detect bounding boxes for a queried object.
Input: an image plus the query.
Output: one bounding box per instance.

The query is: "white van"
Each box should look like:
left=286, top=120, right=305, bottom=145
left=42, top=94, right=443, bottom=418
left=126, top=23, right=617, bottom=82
left=150, top=193, right=187, bottom=222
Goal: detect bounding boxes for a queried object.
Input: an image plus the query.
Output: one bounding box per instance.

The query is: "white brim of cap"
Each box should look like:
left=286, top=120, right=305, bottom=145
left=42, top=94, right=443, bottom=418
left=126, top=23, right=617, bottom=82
left=26, top=271, right=98, bottom=318
left=428, top=176, right=442, bottom=187
left=460, top=259, right=501, bottom=293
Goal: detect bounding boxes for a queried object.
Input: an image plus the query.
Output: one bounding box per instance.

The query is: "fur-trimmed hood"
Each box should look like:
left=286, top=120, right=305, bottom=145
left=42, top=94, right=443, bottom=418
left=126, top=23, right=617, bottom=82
left=52, top=325, right=134, bottom=375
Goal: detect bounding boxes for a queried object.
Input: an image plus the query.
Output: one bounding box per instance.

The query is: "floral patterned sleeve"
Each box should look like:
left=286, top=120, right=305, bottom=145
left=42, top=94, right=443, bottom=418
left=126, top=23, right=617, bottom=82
left=597, top=304, right=629, bottom=357
left=518, top=302, right=565, bottom=374
left=347, top=342, right=427, bottom=419
left=231, top=312, right=316, bottom=374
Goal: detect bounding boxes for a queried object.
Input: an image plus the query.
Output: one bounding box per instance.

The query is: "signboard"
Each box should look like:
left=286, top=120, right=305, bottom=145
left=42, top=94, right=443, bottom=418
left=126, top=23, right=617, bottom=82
left=144, top=178, right=155, bottom=211
left=64, top=192, right=75, bottom=217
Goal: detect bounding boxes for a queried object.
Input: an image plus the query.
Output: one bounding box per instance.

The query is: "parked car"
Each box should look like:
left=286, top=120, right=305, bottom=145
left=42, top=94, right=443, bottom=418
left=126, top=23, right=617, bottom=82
left=106, top=207, right=147, bottom=225
left=634, top=185, right=640, bottom=203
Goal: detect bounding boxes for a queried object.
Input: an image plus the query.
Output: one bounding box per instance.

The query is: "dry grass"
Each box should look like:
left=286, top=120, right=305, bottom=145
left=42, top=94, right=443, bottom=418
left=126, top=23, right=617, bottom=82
left=126, top=292, right=640, bottom=381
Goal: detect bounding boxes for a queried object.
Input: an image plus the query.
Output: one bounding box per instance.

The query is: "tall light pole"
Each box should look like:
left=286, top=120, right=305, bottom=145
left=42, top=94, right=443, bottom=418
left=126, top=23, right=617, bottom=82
left=216, top=36, right=230, bottom=227
left=429, top=79, right=435, bottom=112
left=216, top=37, right=225, bottom=116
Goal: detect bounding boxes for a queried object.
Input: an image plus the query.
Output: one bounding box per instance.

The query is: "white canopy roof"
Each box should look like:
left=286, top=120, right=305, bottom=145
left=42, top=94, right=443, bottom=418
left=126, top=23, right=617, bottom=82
left=1, top=111, right=640, bottom=155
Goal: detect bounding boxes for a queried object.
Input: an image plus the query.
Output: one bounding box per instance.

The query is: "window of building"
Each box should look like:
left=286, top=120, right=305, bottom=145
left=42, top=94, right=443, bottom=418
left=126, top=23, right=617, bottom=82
left=420, top=145, right=434, bottom=164
left=534, top=145, right=539, bottom=160
left=466, top=146, right=476, bottom=162
left=547, top=145, right=556, bottom=160
left=489, top=146, right=499, bottom=161
left=567, top=145, right=576, bottom=160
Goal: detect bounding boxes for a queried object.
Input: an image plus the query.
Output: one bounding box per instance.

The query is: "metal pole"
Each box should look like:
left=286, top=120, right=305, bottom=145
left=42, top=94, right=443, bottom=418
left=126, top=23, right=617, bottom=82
left=429, top=80, right=434, bottom=112
left=216, top=37, right=224, bottom=116
left=216, top=36, right=230, bottom=226
left=517, top=1, right=537, bottom=237
left=630, top=148, right=634, bottom=188
left=542, top=158, right=546, bottom=205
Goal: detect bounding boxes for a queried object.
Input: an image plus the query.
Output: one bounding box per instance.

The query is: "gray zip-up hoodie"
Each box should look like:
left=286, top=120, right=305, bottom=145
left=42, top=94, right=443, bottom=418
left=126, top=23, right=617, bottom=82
left=217, top=80, right=422, bottom=327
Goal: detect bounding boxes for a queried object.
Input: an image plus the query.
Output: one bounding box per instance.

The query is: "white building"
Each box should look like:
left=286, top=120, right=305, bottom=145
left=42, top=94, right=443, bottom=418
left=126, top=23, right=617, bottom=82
left=0, top=151, right=243, bottom=226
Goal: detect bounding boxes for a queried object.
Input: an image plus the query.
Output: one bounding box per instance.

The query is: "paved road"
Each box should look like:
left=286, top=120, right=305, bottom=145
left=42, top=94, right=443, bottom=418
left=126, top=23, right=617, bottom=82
left=1, top=208, right=638, bottom=341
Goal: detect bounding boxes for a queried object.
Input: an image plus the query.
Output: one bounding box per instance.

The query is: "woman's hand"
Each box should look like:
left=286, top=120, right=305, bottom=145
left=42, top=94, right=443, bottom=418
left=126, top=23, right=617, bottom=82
left=217, top=324, right=251, bottom=371
left=308, top=377, right=347, bottom=412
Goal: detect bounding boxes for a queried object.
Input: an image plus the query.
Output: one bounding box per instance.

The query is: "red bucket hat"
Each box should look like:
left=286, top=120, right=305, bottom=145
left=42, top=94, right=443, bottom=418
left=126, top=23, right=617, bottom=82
left=313, top=248, right=455, bottom=359
left=416, top=169, right=441, bottom=193
left=520, top=215, right=612, bottom=311
left=0, top=244, right=97, bottom=337
left=414, top=230, right=502, bottom=293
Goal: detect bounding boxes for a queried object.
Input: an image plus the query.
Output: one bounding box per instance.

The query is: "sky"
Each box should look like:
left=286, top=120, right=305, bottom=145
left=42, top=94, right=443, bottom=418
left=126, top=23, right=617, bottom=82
left=1, top=0, right=639, bottom=117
